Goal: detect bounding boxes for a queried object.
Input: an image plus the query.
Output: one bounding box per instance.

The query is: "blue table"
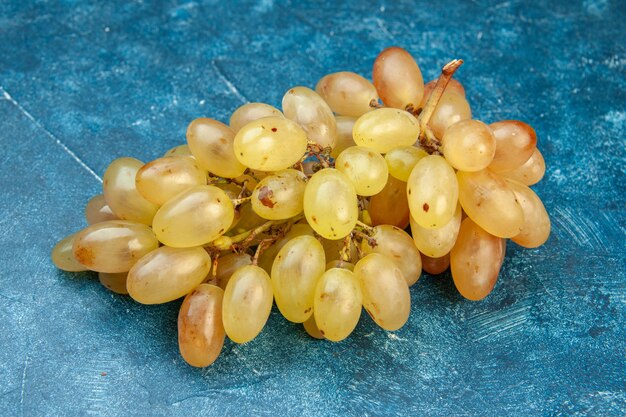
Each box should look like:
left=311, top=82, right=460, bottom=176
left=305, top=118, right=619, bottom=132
left=1, top=1, right=624, bottom=415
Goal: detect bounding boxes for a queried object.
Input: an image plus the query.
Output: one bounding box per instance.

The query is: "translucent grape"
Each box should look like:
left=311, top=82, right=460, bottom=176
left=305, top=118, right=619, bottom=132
left=164, top=144, right=192, bottom=157
left=500, top=148, right=545, bottom=186
left=331, top=116, right=357, bottom=158
left=421, top=79, right=466, bottom=108
left=488, top=120, right=537, bottom=172
left=85, top=195, right=118, bottom=225
left=178, top=284, right=225, bottom=367
left=251, top=169, right=308, bottom=220
left=457, top=169, right=524, bottom=238
left=103, top=157, right=159, bottom=225
left=360, top=225, right=422, bottom=286
left=429, top=91, right=471, bottom=139
left=282, top=86, right=337, bottom=149
left=51, top=233, right=88, bottom=272
left=335, top=146, right=388, bottom=196
left=222, top=265, right=273, bottom=343
left=505, top=178, right=551, bottom=248
left=354, top=253, right=410, bottom=331
left=313, top=268, right=362, bottom=341
left=135, top=156, right=207, bottom=206
left=229, top=102, right=283, bottom=133
left=257, top=223, right=314, bottom=273
left=372, top=46, right=424, bottom=110
left=315, top=72, right=378, bottom=117
left=72, top=220, right=159, bottom=273
left=303, top=168, right=358, bottom=240
left=410, top=203, right=462, bottom=258
left=186, top=118, right=246, bottom=178
left=152, top=185, right=234, bottom=247
left=442, top=120, right=496, bottom=171
left=385, top=146, right=428, bottom=182
left=212, top=252, right=253, bottom=289
left=234, top=116, right=308, bottom=171
left=352, top=108, right=420, bottom=153
left=127, top=246, right=212, bottom=304
left=271, top=235, right=326, bottom=323
left=98, top=272, right=128, bottom=294
left=451, top=218, right=505, bottom=301
left=369, top=176, right=411, bottom=229
left=421, top=253, right=450, bottom=275
left=303, top=315, right=325, bottom=339
left=407, top=155, right=458, bottom=229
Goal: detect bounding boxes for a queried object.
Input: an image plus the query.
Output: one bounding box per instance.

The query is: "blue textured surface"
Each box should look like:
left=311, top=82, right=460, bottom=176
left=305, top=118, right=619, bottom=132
left=1, top=0, right=625, bottom=415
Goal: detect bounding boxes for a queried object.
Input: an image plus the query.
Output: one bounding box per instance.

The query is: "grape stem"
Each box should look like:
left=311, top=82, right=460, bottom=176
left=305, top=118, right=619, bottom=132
left=231, top=196, right=252, bottom=206
left=339, top=234, right=353, bottom=263
left=354, top=219, right=374, bottom=232
left=307, top=141, right=332, bottom=169
left=251, top=238, right=274, bottom=265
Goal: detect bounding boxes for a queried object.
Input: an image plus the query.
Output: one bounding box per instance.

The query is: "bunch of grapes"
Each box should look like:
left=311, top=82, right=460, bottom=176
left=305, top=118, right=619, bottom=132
left=51, top=47, right=550, bottom=367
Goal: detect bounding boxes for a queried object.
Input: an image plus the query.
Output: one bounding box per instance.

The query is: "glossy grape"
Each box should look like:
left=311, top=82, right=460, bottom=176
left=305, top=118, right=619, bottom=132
left=335, top=146, right=388, bottom=196
left=187, top=118, right=246, bottom=178
left=282, top=86, right=337, bottom=149
left=85, top=195, right=118, bottom=225
left=500, top=147, right=545, bottom=186
left=488, top=120, right=537, bottom=172
left=135, top=156, right=207, bottom=206
left=372, top=46, right=424, bottom=110
left=251, top=169, right=308, bottom=220
left=314, top=268, right=362, bottom=341
left=353, top=108, right=420, bottom=153
left=385, top=146, right=428, bottom=182
left=230, top=102, right=283, bottom=133
left=51, top=233, right=88, bottom=272
left=369, top=176, right=411, bottom=229
left=316, top=72, right=378, bottom=117
left=505, top=178, right=551, bottom=248
left=410, top=203, right=462, bottom=258
left=442, top=120, right=496, bottom=171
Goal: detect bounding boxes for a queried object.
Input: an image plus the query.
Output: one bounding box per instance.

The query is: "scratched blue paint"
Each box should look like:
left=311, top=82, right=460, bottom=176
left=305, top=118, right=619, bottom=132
left=0, top=0, right=624, bottom=415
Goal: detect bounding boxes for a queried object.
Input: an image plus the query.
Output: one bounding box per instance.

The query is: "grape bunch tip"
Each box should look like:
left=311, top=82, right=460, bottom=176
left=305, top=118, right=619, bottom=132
left=51, top=46, right=550, bottom=367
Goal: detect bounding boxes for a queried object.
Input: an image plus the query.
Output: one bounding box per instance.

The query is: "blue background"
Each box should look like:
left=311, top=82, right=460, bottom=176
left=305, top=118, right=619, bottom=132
left=1, top=0, right=624, bottom=415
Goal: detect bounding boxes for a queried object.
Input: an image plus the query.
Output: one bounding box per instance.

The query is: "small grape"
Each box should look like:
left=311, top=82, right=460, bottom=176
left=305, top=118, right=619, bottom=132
left=353, top=108, right=420, bottom=153
left=282, top=86, right=337, bottom=149
left=85, top=195, right=118, bottom=225
left=187, top=118, right=246, bottom=178
left=230, top=102, right=283, bottom=133
left=372, top=46, right=424, bottom=110
left=251, top=169, right=308, bottom=220
left=316, top=72, right=378, bottom=117
left=51, top=233, right=88, bottom=272
left=335, top=146, right=388, bottom=196
left=314, top=268, right=362, bottom=341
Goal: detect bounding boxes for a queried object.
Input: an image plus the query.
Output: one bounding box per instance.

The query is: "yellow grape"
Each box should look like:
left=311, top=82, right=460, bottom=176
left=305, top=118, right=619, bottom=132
left=163, top=144, right=192, bottom=157
left=127, top=246, right=211, bottom=304
left=385, top=146, right=428, bottom=182
left=442, top=120, right=496, bottom=171
left=315, top=72, right=378, bottom=117
left=352, top=108, right=420, bottom=153
left=84, top=194, right=118, bottom=225
left=103, top=157, right=159, bottom=225
left=98, top=272, right=128, bottom=294
left=229, top=102, right=283, bottom=133
left=457, top=169, right=524, bottom=238
left=72, top=220, right=159, bottom=273
left=303, top=315, right=325, bottom=339
left=251, top=169, right=308, bottom=220
left=335, top=146, right=388, bottom=196
left=488, top=120, right=537, bottom=172
left=325, top=260, right=355, bottom=271
left=212, top=251, right=253, bottom=289
left=505, top=178, right=551, bottom=248
left=421, top=253, right=450, bottom=275
left=257, top=223, right=314, bottom=273
left=51, top=233, right=88, bottom=272
left=372, top=46, right=424, bottom=110
left=410, top=203, right=462, bottom=258
left=369, top=175, right=410, bottom=229
left=186, top=118, right=246, bottom=178
left=407, top=155, right=458, bottom=229
left=354, top=253, right=410, bottom=331
left=429, top=91, right=471, bottom=139
left=303, top=168, right=358, bottom=240
left=222, top=265, right=273, bottom=343
left=282, top=86, right=337, bottom=149
left=234, top=116, right=308, bottom=171
left=135, top=156, right=207, bottom=206
left=152, top=185, right=234, bottom=247
left=500, top=147, right=546, bottom=186
left=451, top=218, right=505, bottom=301
left=313, top=268, right=362, bottom=341
left=178, top=284, right=225, bottom=367
left=360, top=225, right=422, bottom=286
left=271, top=235, right=326, bottom=323
left=331, top=116, right=357, bottom=158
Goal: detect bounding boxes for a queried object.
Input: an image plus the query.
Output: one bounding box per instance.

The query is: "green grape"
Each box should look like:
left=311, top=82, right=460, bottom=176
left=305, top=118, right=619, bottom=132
left=457, top=169, right=524, bottom=238
left=85, top=195, right=118, bottom=225
left=152, top=185, right=234, bottom=248
left=410, top=203, right=462, bottom=258
left=303, top=168, right=358, bottom=240
left=178, top=284, right=225, bottom=367
left=421, top=252, right=450, bottom=275
left=372, top=46, right=424, bottom=110
left=313, top=268, right=362, bottom=341
left=385, top=146, right=428, bottom=182
left=271, top=235, right=326, bottom=323
left=369, top=175, right=410, bottom=229
left=442, top=120, right=496, bottom=171
left=251, top=169, right=308, bottom=220
left=500, top=147, right=545, bottom=186
left=282, top=86, right=337, bottom=149
left=505, top=178, right=550, bottom=248
left=429, top=91, right=471, bottom=139
left=163, top=144, right=192, bottom=157
left=72, top=220, right=159, bottom=273
left=98, top=272, right=128, bottom=294
left=127, top=246, right=211, bottom=304
left=222, top=265, right=273, bottom=343
left=407, top=155, right=458, bottom=229
left=488, top=120, right=537, bottom=172
left=257, top=223, right=314, bottom=273
left=354, top=253, right=410, bottom=331
left=135, top=156, right=207, bottom=206
left=303, top=315, right=325, bottom=339
left=186, top=118, right=246, bottom=178
left=451, top=218, right=505, bottom=301
left=103, top=157, right=159, bottom=225
left=352, top=108, right=420, bottom=153
left=315, top=72, right=378, bottom=117
left=331, top=116, right=357, bottom=158
left=234, top=116, right=308, bottom=171
left=230, top=102, right=283, bottom=133
left=359, top=225, right=422, bottom=286
left=335, top=146, right=388, bottom=196
left=51, top=233, right=88, bottom=272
